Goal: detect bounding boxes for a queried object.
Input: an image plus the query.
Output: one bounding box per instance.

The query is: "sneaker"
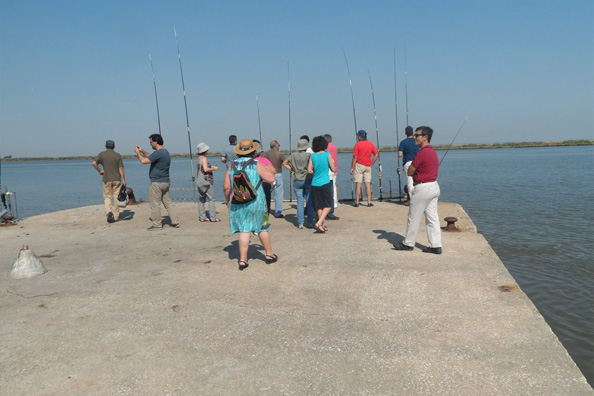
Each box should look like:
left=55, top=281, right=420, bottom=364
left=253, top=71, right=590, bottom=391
left=147, top=226, right=162, bottom=231
left=353, top=203, right=359, bottom=207
left=393, top=242, right=413, bottom=251
left=423, top=247, right=442, bottom=255
left=298, top=224, right=304, bottom=229
left=170, top=223, right=180, bottom=228
left=327, top=214, right=339, bottom=220
left=107, top=212, right=115, bottom=223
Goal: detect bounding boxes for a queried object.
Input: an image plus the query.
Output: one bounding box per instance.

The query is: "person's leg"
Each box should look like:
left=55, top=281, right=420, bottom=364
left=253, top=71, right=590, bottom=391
left=198, top=188, right=207, bottom=221
left=274, top=173, right=283, bottom=216
left=404, top=161, right=413, bottom=203
left=403, top=184, right=430, bottom=247
left=293, top=180, right=304, bottom=226
left=304, top=179, right=313, bottom=226
left=365, top=181, right=373, bottom=205
left=161, top=182, right=178, bottom=225
left=424, top=183, right=442, bottom=248
left=206, top=186, right=217, bottom=221
left=263, top=182, right=272, bottom=214
left=317, top=207, right=331, bottom=228
left=238, top=232, right=250, bottom=262
left=257, top=231, right=274, bottom=257
left=102, top=182, right=111, bottom=217
left=111, top=181, right=121, bottom=220
left=149, top=182, right=162, bottom=228
left=355, top=182, right=362, bottom=205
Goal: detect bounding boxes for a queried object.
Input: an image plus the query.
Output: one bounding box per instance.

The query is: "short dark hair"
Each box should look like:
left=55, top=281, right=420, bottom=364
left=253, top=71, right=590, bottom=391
left=312, top=135, right=328, bottom=152
left=299, top=135, right=310, bottom=142
left=323, top=134, right=332, bottom=143
left=229, top=135, right=237, bottom=144
left=270, top=140, right=279, bottom=149
left=149, top=134, right=163, bottom=145
left=405, top=126, right=414, bottom=137
left=415, top=126, right=433, bottom=143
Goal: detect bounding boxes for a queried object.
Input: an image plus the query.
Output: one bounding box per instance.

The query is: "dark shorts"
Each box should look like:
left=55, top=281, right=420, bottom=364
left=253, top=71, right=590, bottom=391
left=311, top=181, right=333, bottom=210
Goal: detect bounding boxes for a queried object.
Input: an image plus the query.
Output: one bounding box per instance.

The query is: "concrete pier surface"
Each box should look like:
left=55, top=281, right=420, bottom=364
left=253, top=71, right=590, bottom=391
left=1, top=201, right=591, bottom=395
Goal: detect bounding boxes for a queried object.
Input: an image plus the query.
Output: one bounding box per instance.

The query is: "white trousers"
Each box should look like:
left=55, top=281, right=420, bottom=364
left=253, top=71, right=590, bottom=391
left=403, top=181, right=442, bottom=248
left=328, top=170, right=338, bottom=209
left=403, top=161, right=414, bottom=199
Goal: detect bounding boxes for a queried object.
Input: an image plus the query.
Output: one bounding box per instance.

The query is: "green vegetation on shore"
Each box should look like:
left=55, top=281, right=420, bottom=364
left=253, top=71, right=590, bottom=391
left=3, top=140, right=592, bottom=161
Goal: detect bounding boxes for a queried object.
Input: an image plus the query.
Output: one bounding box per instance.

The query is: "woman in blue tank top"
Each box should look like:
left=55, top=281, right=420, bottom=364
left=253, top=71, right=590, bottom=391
left=307, top=136, right=336, bottom=233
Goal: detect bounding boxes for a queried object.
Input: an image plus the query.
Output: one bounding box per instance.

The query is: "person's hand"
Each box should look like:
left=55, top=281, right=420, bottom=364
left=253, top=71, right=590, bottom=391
left=99, top=170, right=104, bottom=176
left=350, top=168, right=354, bottom=175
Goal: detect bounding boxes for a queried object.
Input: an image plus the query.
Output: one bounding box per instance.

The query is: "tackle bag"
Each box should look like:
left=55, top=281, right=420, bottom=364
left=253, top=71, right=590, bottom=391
left=231, top=159, right=262, bottom=204
left=117, top=184, right=128, bottom=208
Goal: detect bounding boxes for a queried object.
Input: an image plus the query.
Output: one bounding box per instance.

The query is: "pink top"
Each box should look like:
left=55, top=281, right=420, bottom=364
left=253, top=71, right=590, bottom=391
left=327, top=142, right=338, bottom=173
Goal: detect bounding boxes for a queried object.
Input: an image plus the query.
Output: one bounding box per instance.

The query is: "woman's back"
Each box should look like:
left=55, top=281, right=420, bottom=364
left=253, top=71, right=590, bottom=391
left=311, top=151, right=330, bottom=186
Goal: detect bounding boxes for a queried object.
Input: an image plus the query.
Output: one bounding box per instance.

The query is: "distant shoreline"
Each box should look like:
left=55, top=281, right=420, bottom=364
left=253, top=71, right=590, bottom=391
left=2, top=139, right=592, bottom=161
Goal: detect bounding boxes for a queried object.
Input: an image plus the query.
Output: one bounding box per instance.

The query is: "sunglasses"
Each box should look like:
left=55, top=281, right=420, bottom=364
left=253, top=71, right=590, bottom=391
left=414, top=134, right=425, bottom=138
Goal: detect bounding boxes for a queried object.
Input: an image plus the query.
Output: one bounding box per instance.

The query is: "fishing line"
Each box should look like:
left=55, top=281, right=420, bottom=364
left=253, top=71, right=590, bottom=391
left=439, top=116, right=469, bottom=166
left=256, top=94, right=262, bottom=143
left=341, top=48, right=358, bottom=201
left=173, top=27, right=195, bottom=186
left=404, top=42, right=410, bottom=127
left=148, top=54, right=162, bottom=136
left=367, top=69, right=383, bottom=201
left=393, top=46, right=403, bottom=201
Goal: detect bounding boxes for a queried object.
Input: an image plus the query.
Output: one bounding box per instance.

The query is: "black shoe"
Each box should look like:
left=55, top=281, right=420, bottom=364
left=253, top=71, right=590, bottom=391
left=393, top=242, right=413, bottom=251
left=170, top=223, right=180, bottom=228
left=353, top=203, right=359, bottom=207
left=238, top=260, right=249, bottom=271
left=327, top=214, right=339, bottom=220
left=265, top=254, right=278, bottom=264
left=107, top=212, right=115, bottom=223
left=423, top=247, right=442, bottom=255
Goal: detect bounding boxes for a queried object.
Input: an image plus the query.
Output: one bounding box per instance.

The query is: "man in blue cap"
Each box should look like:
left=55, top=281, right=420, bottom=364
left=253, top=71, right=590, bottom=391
left=350, top=130, right=378, bottom=207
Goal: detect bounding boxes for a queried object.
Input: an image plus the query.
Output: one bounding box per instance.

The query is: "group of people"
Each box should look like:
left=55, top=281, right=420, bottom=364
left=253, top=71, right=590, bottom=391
left=92, top=125, right=442, bottom=271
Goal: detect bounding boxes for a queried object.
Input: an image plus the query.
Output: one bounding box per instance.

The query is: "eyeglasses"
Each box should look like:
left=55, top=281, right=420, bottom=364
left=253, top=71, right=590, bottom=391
left=414, top=134, right=425, bottom=138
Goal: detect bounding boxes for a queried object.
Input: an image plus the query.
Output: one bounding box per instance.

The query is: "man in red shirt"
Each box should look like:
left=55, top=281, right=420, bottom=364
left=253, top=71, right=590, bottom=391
left=393, top=126, right=442, bottom=254
left=350, top=130, right=378, bottom=207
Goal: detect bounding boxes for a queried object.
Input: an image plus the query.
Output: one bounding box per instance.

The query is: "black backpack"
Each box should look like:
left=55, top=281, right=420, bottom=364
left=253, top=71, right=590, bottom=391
left=230, top=159, right=262, bottom=204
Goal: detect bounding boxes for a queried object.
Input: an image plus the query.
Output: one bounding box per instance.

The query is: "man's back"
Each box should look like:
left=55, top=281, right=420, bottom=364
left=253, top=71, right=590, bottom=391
left=95, top=150, right=123, bottom=182
left=148, top=149, right=171, bottom=182
left=262, top=149, right=286, bottom=173
left=353, top=140, right=377, bottom=167
left=399, top=138, right=419, bottom=165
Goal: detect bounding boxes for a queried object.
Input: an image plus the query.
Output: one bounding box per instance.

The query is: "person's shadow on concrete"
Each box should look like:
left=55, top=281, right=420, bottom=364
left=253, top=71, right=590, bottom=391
left=119, top=210, right=135, bottom=221
left=372, top=229, right=426, bottom=250
left=223, top=240, right=267, bottom=262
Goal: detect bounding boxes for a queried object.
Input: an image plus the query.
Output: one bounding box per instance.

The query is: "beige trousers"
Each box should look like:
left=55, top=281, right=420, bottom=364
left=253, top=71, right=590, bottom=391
left=103, top=181, right=121, bottom=220
left=149, top=182, right=178, bottom=227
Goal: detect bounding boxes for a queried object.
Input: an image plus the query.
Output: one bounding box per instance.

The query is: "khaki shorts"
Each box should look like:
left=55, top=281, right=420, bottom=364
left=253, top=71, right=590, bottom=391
left=353, top=163, right=372, bottom=183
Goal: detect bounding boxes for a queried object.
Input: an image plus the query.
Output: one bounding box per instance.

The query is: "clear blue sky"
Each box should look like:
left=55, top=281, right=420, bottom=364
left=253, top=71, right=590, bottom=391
left=1, top=0, right=592, bottom=157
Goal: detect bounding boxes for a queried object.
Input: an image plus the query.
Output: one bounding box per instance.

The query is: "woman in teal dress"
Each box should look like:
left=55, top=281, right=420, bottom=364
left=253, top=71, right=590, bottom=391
left=223, top=139, right=278, bottom=270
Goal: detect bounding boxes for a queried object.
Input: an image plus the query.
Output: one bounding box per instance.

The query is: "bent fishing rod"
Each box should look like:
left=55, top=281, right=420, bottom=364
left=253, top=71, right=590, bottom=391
left=439, top=116, right=469, bottom=165
left=367, top=69, right=383, bottom=201
left=393, top=46, right=403, bottom=201
left=173, top=27, right=195, bottom=187
left=341, top=48, right=358, bottom=201
left=148, top=54, right=162, bottom=136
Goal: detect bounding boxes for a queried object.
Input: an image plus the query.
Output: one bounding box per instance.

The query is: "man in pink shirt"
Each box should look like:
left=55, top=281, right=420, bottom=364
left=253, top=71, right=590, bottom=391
left=350, top=130, right=378, bottom=207
left=324, top=134, right=339, bottom=220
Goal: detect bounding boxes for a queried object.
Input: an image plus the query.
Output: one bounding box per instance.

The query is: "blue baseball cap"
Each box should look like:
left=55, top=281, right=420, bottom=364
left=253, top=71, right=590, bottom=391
left=357, top=130, right=367, bottom=136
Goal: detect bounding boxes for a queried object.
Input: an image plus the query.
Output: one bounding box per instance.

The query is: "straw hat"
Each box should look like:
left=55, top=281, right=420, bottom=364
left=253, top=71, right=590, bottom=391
left=196, top=142, right=209, bottom=154
left=233, top=139, right=260, bottom=155
left=297, top=139, right=310, bottom=151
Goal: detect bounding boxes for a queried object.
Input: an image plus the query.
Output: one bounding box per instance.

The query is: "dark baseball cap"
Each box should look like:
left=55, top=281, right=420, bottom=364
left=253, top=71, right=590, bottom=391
left=357, top=130, right=367, bottom=136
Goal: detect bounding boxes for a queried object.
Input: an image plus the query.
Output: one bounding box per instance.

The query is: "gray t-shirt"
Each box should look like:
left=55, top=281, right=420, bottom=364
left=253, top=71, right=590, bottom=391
left=223, top=144, right=238, bottom=166
left=288, top=151, right=312, bottom=181
left=148, top=148, right=171, bottom=182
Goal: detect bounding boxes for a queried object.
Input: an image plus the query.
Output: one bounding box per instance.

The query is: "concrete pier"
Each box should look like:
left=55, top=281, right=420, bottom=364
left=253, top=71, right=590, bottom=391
left=1, top=201, right=591, bottom=395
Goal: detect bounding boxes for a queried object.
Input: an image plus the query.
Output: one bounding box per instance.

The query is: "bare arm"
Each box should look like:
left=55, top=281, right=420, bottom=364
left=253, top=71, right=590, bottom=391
left=91, top=161, right=104, bottom=176
left=350, top=156, right=357, bottom=175
left=328, top=154, right=336, bottom=173
left=223, top=166, right=231, bottom=205
left=371, top=153, right=378, bottom=166
left=307, top=157, right=314, bottom=174
left=119, top=167, right=126, bottom=185
left=282, top=159, right=292, bottom=171
left=201, top=156, right=219, bottom=172
left=134, top=146, right=151, bottom=164
left=398, top=151, right=403, bottom=158
left=257, top=161, right=276, bottom=184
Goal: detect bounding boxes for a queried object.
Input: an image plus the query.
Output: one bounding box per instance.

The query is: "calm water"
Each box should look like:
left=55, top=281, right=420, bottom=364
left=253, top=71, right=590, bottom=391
left=2, top=146, right=593, bottom=385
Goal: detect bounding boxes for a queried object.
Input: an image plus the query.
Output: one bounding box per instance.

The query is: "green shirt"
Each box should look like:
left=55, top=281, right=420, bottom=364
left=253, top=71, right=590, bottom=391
left=95, top=149, right=123, bottom=183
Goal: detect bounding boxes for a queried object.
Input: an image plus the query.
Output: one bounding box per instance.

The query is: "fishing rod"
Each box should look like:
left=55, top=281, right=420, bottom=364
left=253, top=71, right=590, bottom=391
left=148, top=54, right=162, bottom=136
left=256, top=94, right=262, bottom=143
left=404, top=42, right=410, bottom=127
left=367, top=69, right=383, bottom=201
left=287, top=57, right=294, bottom=202
left=341, top=48, right=358, bottom=201
left=173, top=27, right=196, bottom=191
left=393, top=46, right=403, bottom=201
left=439, top=116, right=469, bottom=166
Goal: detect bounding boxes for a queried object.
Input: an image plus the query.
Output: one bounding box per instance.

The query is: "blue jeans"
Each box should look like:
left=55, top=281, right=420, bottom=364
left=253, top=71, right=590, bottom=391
left=293, top=179, right=313, bottom=226
left=274, top=173, right=283, bottom=216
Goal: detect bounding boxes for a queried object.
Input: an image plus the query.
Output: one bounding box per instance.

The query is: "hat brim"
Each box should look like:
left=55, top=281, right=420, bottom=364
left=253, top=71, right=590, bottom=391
left=233, top=141, right=260, bottom=155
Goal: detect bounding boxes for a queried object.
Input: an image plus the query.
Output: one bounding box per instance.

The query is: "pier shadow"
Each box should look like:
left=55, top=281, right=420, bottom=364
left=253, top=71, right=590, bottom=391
left=372, top=229, right=427, bottom=250
left=223, top=240, right=267, bottom=262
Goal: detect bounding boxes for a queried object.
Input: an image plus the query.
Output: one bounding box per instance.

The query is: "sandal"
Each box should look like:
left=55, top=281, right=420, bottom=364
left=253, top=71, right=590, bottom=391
left=238, top=260, right=249, bottom=271
left=210, top=218, right=221, bottom=222
left=265, top=254, right=278, bottom=264
left=199, top=219, right=210, bottom=222
left=313, top=223, right=326, bottom=233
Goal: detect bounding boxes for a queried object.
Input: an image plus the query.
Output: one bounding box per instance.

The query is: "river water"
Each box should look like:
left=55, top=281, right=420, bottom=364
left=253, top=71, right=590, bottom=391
left=2, top=145, right=593, bottom=385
